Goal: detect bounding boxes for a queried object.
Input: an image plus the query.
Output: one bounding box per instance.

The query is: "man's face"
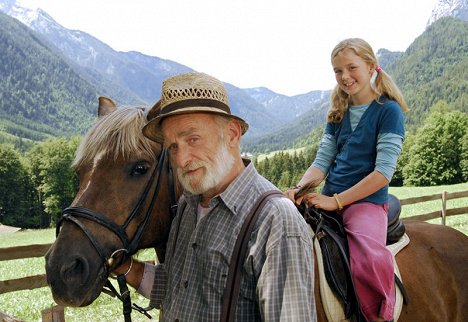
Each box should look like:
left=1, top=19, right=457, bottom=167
left=162, top=113, right=235, bottom=195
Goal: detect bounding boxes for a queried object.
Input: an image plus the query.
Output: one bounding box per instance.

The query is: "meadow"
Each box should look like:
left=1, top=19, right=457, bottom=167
left=0, top=182, right=466, bottom=321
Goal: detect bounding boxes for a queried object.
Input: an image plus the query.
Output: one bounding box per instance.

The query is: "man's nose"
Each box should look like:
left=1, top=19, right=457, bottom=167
left=174, top=147, right=192, bottom=169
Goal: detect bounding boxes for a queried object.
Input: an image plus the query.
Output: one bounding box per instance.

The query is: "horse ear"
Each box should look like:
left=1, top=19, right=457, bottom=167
left=98, top=96, right=117, bottom=117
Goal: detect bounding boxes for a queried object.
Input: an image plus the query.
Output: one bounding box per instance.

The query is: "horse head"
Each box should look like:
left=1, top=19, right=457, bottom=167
left=45, top=97, right=181, bottom=307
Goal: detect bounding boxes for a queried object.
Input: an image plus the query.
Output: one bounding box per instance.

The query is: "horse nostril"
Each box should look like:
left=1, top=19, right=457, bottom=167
left=59, top=255, right=90, bottom=286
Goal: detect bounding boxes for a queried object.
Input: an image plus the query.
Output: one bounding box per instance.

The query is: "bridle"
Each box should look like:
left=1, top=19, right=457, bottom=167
left=56, top=148, right=178, bottom=321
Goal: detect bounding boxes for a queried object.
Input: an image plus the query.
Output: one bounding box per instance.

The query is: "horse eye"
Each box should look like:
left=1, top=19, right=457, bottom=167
left=131, top=162, right=149, bottom=176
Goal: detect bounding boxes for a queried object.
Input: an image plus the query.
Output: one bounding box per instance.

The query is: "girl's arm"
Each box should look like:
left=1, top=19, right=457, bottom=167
left=305, top=170, right=388, bottom=210
left=337, top=170, right=389, bottom=207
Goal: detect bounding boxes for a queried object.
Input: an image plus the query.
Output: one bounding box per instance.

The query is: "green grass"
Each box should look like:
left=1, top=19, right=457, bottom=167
left=389, top=182, right=468, bottom=235
left=1, top=182, right=467, bottom=320
left=0, top=229, right=158, bottom=321
left=255, top=147, right=305, bottom=162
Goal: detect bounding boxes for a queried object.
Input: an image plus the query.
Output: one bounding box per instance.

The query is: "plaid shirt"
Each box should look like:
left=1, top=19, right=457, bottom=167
left=150, top=161, right=316, bottom=321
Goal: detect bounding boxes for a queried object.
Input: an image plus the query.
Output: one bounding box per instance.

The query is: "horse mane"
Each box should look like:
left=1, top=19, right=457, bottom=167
left=73, top=106, right=157, bottom=168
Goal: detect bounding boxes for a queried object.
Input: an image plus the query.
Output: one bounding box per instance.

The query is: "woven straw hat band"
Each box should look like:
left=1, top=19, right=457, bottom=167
left=160, top=98, right=230, bottom=116
left=142, top=72, right=249, bottom=143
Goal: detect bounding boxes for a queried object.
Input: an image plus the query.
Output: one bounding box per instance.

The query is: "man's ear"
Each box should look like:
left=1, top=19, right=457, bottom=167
left=226, top=119, right=242, bottom=147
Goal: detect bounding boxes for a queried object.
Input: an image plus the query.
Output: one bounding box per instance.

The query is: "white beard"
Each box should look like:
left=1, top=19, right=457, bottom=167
left=176, top=140, right=235, bottom=195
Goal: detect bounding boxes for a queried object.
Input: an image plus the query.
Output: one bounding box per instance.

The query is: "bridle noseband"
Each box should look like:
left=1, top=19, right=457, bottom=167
left=55, top=148, right=177, bottom=321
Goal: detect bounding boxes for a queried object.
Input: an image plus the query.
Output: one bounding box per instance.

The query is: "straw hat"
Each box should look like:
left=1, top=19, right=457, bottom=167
left=143, top=72, right=249, bottom=143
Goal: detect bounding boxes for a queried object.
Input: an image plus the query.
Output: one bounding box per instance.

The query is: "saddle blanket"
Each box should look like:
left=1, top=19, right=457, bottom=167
left=310, top=225, right=410, bottom=322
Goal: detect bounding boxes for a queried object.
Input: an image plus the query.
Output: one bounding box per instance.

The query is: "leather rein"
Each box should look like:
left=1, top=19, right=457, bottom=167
left=56, top=148, right=178, bottom=321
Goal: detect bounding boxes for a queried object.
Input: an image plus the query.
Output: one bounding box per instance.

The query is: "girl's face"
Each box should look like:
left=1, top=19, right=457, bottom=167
left=332, top=48, right=376, bottom=105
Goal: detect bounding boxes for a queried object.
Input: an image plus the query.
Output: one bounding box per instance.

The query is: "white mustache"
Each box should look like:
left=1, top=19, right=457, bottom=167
left=179, top=161, right=205, bottom=176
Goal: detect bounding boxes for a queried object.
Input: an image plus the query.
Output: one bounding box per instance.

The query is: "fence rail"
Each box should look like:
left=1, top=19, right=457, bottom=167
left=400, top=190, right=468, bottom=225
left=0, top=244, right=51, bottom=295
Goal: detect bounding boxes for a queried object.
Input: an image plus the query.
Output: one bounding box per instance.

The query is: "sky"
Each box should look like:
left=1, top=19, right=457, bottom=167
left=21, top=0, right=438, bottom=96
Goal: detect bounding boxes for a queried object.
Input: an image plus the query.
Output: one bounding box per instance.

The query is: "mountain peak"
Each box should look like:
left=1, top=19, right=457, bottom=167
left=1, top=0, right=37, bottom=25
left=427, top=0, right=468, bottom=25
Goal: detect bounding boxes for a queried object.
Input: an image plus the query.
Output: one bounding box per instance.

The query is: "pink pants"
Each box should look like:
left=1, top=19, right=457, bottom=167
left=341, top=202, right=395, bottom=322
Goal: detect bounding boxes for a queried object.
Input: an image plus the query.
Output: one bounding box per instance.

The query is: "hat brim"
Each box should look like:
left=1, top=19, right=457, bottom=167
left=142, top=106, right=249, bottom=143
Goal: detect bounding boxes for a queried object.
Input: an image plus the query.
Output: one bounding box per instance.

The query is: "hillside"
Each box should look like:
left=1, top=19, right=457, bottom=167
left=242, top=92, right=330, bottom=153
left=1, top=0, right=333, bottom=140
left=0, top=11, right=97, bottom=141
left=388, top=17, right=468, bottom=128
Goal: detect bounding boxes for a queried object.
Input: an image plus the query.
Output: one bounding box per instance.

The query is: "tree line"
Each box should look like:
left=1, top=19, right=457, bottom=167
left=0, top=137, right=79, bottom=228
left=1, top=101, right=467, bottom=229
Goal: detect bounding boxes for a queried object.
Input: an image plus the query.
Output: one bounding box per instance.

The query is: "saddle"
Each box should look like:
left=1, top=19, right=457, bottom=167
left=299, top=194, right=407, bottom=322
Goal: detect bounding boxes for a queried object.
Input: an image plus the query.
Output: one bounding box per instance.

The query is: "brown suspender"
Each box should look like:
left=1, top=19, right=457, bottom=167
left=220, top=190, right=284, bottom=322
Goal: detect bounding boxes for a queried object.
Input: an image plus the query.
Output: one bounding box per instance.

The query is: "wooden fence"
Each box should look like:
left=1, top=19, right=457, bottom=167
left=400, top=190, right=468, bottom=225
left=0, top=243, right=62, bottom=322
left=1, top=189, right=467, bottom=321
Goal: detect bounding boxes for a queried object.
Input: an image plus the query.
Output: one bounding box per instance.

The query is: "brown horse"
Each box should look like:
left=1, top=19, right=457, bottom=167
left=45, top=98, right=468, bottom=321
left=45, top=97, right=181, bottom=307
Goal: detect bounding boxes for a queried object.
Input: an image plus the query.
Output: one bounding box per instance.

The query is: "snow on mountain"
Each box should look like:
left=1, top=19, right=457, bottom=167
left=427, top=0, right=468, bottom=25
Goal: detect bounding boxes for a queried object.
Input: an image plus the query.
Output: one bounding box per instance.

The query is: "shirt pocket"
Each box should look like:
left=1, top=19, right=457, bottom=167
left=202, top=248, right=229, bottom=298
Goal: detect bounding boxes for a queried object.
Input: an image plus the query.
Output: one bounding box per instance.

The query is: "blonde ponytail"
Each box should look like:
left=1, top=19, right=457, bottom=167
left=374, top=70, right=409, bottom=112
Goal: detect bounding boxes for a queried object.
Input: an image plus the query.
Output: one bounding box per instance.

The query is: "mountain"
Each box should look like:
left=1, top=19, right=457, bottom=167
left=0, top=10, right=97, bottom=140
left=241, top=89, right=331, bottom=152
left=0, top=0, right=329, bottom=140
left=0, top=0, right=192, bottom=104
left=387, top=17, right=468, bottom=127
left=244, top=88, right=329, bottom=122
left=428, top=0, right=468, bottom=25
left=376, top=49, right=403, bottom=70
left=242, top=96, right=330, bottom=153
left=0, top=0, right=296, bottom=138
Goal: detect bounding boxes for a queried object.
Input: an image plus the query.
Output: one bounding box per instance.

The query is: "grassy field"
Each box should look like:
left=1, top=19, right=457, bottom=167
left=0, top=230, right=157, bottom=321
left=389, top=182, right=468, bottom=235
left=255, top=147, right=305, bottom=162
left=0, top=182, right=467, bottom=321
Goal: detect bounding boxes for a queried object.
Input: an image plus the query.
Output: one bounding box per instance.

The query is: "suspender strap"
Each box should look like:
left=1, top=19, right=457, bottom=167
left=220, top=190, right=284, bottom=322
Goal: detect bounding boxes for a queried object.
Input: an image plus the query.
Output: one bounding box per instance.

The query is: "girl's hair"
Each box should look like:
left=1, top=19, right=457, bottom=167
left=327, top=38, right=408, bottom=123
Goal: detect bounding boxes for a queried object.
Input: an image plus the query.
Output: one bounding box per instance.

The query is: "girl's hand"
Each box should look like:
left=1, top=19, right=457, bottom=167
left=283, top=186, right=304, bottom=205
left=304, top=193, right=340, bottom=211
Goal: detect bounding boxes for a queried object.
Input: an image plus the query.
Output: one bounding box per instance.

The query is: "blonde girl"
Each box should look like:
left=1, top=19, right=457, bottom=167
left=286, top=38, right=407, bottom=322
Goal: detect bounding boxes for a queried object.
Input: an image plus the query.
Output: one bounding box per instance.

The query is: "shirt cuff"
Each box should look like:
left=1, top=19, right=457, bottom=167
left=149, top=264, right=167, bottom=310
left=376, top=133, right=403, bottom=181
left=136, top=262, right=156, bottom=298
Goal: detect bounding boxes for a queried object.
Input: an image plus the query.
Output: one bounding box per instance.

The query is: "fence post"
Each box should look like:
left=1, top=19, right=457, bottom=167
left=41, top=305, right=65, bottom=322
left=441, top=190, right=447, bottom=226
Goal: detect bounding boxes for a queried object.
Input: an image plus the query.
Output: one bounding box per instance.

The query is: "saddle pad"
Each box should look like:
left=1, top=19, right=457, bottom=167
left=309, top=225, right=410, bottom=322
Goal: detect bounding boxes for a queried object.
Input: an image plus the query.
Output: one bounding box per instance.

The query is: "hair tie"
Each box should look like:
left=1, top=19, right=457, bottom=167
left=375, top=66, right=382, bottom=73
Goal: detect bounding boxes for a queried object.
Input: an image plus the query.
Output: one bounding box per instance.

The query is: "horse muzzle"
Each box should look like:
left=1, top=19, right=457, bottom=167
left=45, top=242, right=107, bottom=307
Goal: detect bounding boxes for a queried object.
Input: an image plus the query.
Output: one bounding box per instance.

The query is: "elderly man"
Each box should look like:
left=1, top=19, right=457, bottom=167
left=115, top=72, right=316, bottom=321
